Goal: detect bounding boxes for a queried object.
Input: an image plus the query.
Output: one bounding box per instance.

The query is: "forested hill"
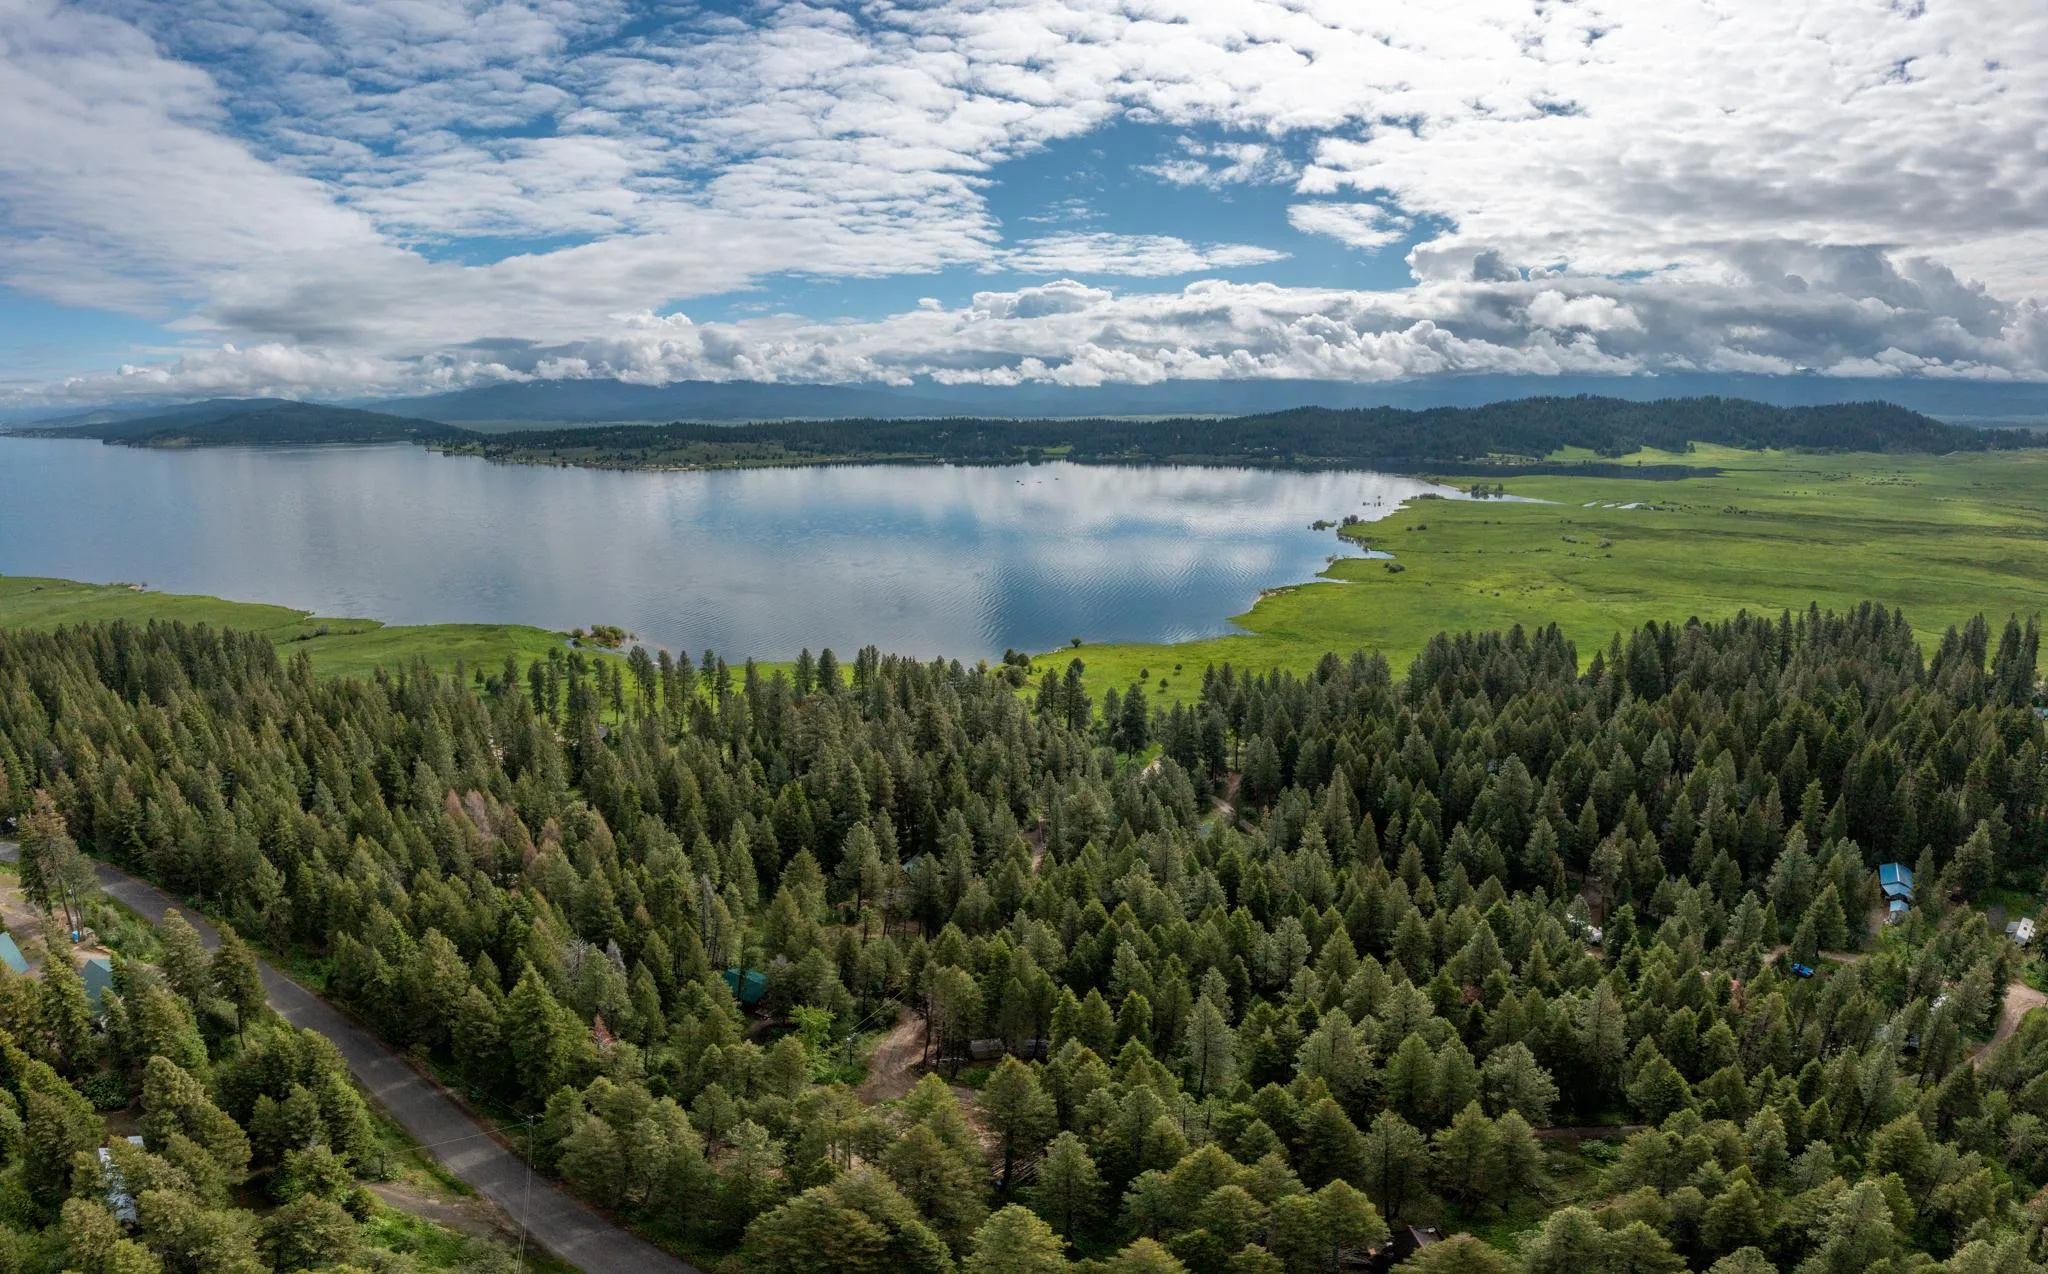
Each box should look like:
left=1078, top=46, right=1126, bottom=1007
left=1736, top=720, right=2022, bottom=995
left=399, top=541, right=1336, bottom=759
left=12, top=399, right=471, bottom=447
left=440, top=395, right=2020, bottom=470
left=5, top=604, right=2048, bottom=1272
left=10, top=394, right=2013, bottom=465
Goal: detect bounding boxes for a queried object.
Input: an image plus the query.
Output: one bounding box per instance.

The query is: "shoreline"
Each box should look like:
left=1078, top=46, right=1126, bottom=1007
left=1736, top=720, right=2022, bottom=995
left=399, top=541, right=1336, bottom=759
left=7, top=445, right=2047, bottom=703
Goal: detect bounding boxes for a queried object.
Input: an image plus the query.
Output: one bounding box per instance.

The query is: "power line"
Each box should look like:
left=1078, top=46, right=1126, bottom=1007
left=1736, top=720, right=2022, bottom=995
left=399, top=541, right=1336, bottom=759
left=389, top=1113, right=539, bottom=1270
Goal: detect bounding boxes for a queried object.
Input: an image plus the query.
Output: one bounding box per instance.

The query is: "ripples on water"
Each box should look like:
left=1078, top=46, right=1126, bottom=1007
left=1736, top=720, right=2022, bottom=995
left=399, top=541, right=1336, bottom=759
left=0, top=439, right=1477, bottom=660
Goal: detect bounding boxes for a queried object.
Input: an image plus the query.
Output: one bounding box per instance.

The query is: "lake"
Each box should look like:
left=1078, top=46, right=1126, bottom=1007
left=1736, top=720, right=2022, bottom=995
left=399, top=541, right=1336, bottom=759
left=0, top=438, right=1477, bottom=660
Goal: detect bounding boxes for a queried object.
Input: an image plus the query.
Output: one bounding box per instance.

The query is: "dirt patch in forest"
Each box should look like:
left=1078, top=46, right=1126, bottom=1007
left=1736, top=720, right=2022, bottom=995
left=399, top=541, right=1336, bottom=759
left=0, top=857, right=115, bottom=975
left=854, top=1007, right=997, bottom=1161
left=1975, top=980, right=2048, bottom=1065
left=0, top=868, right=53, bottom=962
left=953, top=1085, right=995, bottom=1151
left=859, top=1007, right=928, bottom=1105
left=370, top=1180, right=519, bottom=1243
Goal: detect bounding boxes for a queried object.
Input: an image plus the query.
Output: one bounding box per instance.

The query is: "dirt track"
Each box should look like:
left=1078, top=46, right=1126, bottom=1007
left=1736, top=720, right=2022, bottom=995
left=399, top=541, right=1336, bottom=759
left=860, top=1007, right=927, bottom=1104
left=370, top=1181, right=518, bottom=1244
left=1979, top=980, right=2048, bottom=1063
left=1761, top=944, right=1866, bottom=968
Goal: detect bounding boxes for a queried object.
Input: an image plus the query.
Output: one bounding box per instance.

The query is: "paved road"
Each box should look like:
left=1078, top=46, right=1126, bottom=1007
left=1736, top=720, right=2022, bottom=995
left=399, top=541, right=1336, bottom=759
left=0, top=843, right=694, bottom=1274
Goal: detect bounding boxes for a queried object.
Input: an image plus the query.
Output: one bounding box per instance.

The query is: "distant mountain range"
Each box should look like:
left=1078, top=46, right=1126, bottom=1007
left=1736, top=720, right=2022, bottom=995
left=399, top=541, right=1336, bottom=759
left=355, top=373, right=2048, bottom=427
left=445, top=396, right=2015, bottom=474
left=7, top=373, right=2047, bottom=431
left=9, top=399, right=468, bottom=446
left=6, top=382, right=2041, bottom=466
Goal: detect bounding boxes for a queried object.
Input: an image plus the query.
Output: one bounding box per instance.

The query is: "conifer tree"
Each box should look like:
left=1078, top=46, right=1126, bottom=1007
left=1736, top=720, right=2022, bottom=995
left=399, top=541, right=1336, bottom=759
left=883, top=1123, right=987, bottom=1252
left=1028, top=1132, right=1102, bottom=1241
left=1358, top=1110, right=1427, bottom=1221
left=980, top=1057, right=1055, bottom=1196
left=156, top=911, right=213, bottom=1016
left=1430, top=1102, right=1501, bottom=1207
left=1179, top=997, right=1236, bottom=1100
left=966, top=1205, right=1070, bottom=1274
left=38, top=959, right=95, bottom=1078
left=211, top=928, right=266, bottom=1039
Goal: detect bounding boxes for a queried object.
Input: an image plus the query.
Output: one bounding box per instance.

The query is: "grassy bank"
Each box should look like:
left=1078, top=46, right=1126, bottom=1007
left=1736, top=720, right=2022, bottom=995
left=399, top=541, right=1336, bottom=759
left=0, top=576, right=576, bottom=680
left=1060, top=446, right=2048, bottom=699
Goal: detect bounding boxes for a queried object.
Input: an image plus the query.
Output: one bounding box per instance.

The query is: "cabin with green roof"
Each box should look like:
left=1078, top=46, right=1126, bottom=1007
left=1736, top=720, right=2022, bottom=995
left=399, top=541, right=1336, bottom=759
left=722, top=967, right=767, bottom=1007
left=82, top=957, right=115, bottom=1010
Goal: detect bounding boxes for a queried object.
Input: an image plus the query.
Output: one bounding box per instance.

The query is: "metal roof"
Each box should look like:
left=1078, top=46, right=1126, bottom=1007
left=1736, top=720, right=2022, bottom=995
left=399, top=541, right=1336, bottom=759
left=82, top=956, right=115, bottom=1005
left=722, top=967, right=768, bottom=1005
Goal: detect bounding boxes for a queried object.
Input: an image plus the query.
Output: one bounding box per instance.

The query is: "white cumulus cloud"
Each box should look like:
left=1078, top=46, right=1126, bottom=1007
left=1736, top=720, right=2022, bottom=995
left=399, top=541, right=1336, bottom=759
left=1000, top=233, right=1287, bottom=277
left=0, top=0, right=2044, bottom=401
left=1288, top=203, right=1411, bottom=252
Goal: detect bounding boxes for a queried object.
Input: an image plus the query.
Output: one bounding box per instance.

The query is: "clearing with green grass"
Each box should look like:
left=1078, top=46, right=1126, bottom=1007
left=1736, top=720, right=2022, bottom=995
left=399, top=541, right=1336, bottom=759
left=0, top=575, right=579, bottom=680
left=1056, top=446, right=2048, bottom=700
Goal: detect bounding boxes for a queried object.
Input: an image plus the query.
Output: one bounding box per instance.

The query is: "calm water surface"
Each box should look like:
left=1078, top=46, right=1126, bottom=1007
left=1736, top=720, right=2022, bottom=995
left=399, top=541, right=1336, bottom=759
left=0, top=438, right=1473, bottom=659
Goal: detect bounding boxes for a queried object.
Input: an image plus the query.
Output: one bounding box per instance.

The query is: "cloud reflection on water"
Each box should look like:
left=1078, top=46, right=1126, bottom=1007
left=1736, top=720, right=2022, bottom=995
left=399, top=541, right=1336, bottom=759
left=0, top=441, right=1470, bottom=660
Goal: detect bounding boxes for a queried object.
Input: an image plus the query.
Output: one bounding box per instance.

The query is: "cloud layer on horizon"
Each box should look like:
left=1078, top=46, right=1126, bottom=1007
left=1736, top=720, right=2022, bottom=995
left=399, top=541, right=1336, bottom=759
left=3, top=0, right=2046, bottom=402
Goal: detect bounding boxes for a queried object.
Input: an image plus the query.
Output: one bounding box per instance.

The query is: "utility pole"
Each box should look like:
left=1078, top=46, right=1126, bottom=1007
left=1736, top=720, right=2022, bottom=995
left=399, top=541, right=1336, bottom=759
left=64, top=874, right=86, bottom=943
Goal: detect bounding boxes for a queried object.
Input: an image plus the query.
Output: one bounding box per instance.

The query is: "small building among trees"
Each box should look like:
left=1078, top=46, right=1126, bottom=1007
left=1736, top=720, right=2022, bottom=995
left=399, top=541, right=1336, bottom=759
left=1879, top=862, right=1915, bottom=922
left=723, top=967, right=768, bottom=1007
left=81, top=955, right=114, bottom=1009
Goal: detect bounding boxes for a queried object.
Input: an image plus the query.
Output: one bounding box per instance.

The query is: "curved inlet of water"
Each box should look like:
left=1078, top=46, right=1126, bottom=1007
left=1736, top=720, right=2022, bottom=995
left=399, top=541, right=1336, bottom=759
left=0, top=439, right=1493, bottom=660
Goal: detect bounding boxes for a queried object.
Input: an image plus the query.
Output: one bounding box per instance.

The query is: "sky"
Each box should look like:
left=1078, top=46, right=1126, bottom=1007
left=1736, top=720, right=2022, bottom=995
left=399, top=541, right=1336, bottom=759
left=1, top=0, right=2045, bottom=405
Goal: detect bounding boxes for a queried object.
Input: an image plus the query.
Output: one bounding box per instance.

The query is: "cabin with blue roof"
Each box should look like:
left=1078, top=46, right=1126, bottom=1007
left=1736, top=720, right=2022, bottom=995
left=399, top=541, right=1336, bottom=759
left=1879, top=863, right=1915, bottom=922
left=0, top=933, right=26, bottom=977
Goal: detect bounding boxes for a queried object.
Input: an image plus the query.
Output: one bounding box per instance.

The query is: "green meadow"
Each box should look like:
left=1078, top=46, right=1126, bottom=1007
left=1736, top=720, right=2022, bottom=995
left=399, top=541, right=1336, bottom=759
left=1059, top=446, right=2048, bottom=700
left=0, top=576, right=576, bottom=680
left=9, top=445, right=2048, bottom=692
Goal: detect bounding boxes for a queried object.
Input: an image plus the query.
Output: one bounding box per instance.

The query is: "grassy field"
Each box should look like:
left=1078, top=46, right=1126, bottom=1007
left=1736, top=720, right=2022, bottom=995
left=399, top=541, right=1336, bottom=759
left=1057, top=447, right=2048, bottom=701
left=0, top=576, right=579, bottom=680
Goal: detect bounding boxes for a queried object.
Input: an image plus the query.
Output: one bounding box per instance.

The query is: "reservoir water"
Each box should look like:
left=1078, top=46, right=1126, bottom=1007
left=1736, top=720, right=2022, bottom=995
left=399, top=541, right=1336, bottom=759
left=0, top=438, right=1472, bottom=660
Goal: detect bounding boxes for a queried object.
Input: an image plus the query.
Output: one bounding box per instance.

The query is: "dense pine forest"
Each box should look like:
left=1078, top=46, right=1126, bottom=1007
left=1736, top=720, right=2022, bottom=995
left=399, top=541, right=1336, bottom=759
left=439, top=396, right=2019, bottom=471
left=2, top=604, right=2048, bottom=1273
left=0, top=814, right=497, bottom=1269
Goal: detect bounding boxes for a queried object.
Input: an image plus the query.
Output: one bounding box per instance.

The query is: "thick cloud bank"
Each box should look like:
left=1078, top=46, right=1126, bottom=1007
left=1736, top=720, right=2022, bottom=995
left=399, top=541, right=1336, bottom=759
left=3, top=0, right=2045, bottom=401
